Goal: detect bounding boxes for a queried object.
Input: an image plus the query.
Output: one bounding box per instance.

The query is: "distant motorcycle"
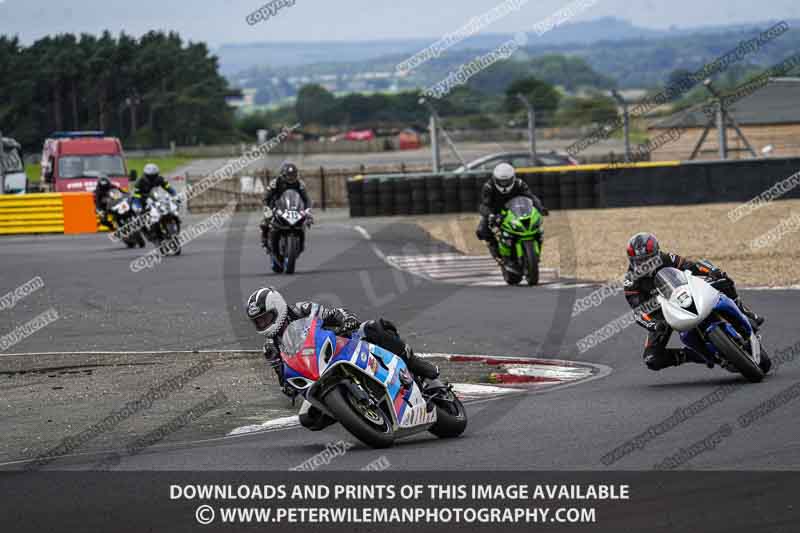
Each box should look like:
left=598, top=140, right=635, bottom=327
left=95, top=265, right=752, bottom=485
left=279, top=307, right=467, bottom=448
left=492, top=196, right=544, bottom=286
left=654, top=267, right=769, bottom=382
left=145, top=189, right=182, bottom=256
left=104, top=189, right=146, bottom=248
left=268, top=189, right=311, bottom=274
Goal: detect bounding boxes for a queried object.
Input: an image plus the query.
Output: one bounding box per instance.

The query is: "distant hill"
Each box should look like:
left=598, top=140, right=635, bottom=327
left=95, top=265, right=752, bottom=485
left=220, top=17, right=800, bottom=106
left=215, top=17, right=797, bottom=76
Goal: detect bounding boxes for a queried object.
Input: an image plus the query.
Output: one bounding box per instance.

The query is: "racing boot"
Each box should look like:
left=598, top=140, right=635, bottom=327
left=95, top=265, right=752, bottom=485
left=298, top=401, right=337, bottom=431
left=403, top=345, right=439, bottom=381
left=661, top=348, right=713, bottom=369
left=736, top=298, right=765, bottom=331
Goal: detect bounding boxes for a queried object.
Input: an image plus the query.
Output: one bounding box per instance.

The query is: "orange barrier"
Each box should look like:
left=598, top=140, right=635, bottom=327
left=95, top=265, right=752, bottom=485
left=0, top=192, right=98, bottom=235
left=62, top=193, right=98, bottom=234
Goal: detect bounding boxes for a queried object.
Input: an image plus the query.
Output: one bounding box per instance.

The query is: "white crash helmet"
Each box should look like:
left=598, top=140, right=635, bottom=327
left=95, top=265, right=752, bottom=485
left=246, top=287, right=289, bottom=338
left=143, top=163, right=160, bottom=178
left=492, top=163, right=516, bottom=194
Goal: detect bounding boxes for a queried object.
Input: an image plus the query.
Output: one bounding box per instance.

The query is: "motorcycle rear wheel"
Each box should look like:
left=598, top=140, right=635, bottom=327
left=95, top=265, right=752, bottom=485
left=707, top=326, right=764, bottom=383
left=324, top=385, right=395, bottom=448
left=429, top=391, right=467, bottom=439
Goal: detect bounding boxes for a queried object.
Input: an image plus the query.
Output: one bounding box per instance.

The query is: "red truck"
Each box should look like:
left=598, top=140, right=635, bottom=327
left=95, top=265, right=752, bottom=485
left=40, top=131, right=136, bottom=192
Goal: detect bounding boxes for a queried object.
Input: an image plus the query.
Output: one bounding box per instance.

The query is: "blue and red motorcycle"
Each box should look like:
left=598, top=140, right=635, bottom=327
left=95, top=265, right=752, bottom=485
left=279, top=306, right=467, bottom=448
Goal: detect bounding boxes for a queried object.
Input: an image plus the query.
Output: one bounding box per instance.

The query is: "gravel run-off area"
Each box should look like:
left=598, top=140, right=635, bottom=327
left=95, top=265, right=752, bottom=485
left=418, top=200, right=800, bottom=287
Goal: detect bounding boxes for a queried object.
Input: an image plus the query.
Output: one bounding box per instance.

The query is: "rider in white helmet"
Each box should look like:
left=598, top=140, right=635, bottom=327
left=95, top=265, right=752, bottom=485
left=246, top=287, right=439, bottom=430
left=132, top=163, right=178, bottom=212
left=476, top=163, right=547, bottom=261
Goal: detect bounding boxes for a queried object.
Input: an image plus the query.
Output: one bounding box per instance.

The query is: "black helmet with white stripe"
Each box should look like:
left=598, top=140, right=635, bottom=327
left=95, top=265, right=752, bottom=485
left=246, top=287, right=289, bottom=338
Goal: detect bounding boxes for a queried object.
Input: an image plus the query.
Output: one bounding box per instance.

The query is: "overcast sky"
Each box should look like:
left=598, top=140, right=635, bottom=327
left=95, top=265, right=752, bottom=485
left=1, top=0, right=798, bottom=47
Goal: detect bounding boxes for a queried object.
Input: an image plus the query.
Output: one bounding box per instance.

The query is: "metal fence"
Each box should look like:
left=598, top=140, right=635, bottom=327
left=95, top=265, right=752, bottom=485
left=185, top=163, right=431, bottom=213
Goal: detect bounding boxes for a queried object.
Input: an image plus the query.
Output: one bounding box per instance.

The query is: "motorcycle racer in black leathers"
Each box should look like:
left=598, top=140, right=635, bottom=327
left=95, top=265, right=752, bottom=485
left=260, top=162, right=312, bottom=261
left=246, top=287, right=439, bottom=430
left=476, top=163, right=547, bottom=263
left=624, top=232, right=769, bottom=373
left=94, top=175, right=123, bottom=220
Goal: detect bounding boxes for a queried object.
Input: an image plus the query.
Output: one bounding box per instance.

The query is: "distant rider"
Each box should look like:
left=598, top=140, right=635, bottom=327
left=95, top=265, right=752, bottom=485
left=246, top=287, right=439, bottom=430
left=476, top=163, right=547, bottom=263
left=94, top=175, right=123, bottom=220
left=624, top=232, right=770, bottom=373
left=260, top=162, right=312, bottom=270
left=132, top=163, right=178, bottom=211
left=132, top=163, right=179, bottom=237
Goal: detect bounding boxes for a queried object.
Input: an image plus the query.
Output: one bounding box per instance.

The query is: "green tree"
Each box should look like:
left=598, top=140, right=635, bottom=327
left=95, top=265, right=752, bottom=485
left=504, top=77, right=561, bottom=125
left=295, top=84, right=336, bottom=125
left=557, top=95, right=618, bottom=126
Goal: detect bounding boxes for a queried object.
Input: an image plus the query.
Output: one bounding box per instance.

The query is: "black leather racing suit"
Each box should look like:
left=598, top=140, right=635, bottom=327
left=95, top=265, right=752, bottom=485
left=263, top=302, right=438, bottom=430
left=624, top=252, right=747, bottom=370
left=260, top=176, right=311, bottom=251
left=94, top=182, right=122, bottom=215
left=132, top=174, right=177, bottom=205
left=476, top=178, right=546, bottom=256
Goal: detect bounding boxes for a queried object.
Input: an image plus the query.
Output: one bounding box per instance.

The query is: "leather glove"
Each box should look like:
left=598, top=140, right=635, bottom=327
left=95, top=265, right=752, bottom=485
left=651, top=320, right=670, bottom=335
left=343, top=316, right=361, bottom=332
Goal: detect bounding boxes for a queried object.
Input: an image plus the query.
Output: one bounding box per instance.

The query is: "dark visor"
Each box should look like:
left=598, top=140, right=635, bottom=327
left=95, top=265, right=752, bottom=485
left=253, top=310, right=277, bottom=331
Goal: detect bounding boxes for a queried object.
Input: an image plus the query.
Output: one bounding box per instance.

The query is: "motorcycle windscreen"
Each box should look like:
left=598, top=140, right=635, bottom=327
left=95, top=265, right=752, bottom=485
left=654, top=267, right=688, bottom=300
left=278, top=189, right=304, bottom=210
left=280, top=315, right=321, bottom=380
left=505, top=196, right=534, bottom=217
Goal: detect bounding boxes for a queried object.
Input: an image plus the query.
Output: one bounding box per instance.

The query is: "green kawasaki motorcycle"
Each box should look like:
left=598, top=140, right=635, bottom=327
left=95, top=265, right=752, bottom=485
left=493, top=196, right=543, bottom=286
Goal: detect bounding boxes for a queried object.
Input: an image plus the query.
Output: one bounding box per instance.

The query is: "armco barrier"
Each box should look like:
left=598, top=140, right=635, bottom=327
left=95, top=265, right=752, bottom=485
left=346, top=158, right=800, bottom=217
left=0, top=193, right=98, bottom=235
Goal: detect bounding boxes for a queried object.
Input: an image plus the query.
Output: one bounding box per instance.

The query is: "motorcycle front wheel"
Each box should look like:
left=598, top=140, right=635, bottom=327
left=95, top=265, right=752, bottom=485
left=324, top=384, right=395, bottom=448
left=707, top=326, right=764, bottom=383
left=284, top=233, right=300, bottom=274
left=522, top=240, right=540, bottom=286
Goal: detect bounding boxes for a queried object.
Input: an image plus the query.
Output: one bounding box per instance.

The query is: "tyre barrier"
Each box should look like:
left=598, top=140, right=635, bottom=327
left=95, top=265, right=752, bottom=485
left=0, top=192, right=98, bottom=235
left=346, top=157, right=800, bottom=217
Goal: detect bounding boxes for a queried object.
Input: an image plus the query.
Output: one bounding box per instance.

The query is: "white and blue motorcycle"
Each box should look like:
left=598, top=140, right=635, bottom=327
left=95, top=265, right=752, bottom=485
left=654, top=267, right=768, bottom=382
left=278, top=307, right=467, bottom=448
